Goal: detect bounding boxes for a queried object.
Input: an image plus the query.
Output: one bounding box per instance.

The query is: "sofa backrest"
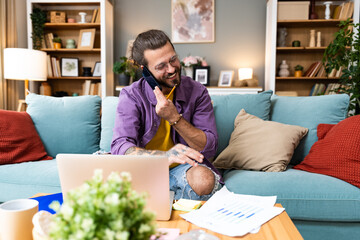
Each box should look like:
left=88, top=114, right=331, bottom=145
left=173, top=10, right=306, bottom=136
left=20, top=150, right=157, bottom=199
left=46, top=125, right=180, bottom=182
left=100, top=90, right=273, bottom=156
left=26, top=94, right=101, bottom=158
left=270, top=94, right=349, bottom=165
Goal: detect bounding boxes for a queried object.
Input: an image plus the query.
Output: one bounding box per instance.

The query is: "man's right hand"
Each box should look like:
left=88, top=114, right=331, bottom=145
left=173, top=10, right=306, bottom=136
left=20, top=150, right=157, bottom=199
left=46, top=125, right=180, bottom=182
left=166, top=144, right=204, bottom=167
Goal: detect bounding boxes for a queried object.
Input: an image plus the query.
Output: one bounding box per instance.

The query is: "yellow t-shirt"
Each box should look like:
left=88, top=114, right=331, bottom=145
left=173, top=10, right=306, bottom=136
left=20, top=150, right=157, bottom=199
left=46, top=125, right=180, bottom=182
left=145, top=93, right=178, bottom=168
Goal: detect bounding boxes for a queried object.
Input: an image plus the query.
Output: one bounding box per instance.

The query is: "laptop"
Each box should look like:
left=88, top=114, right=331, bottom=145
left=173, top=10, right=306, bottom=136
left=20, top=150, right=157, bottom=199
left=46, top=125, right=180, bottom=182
left=56, top=154, right=174, bottom=221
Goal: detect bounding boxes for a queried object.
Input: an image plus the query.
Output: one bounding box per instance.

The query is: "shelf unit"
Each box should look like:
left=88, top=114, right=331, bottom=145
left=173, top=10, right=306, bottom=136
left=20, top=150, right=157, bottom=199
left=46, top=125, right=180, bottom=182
left=26, top=0, right=114, bottom=97
left=265, top=0, right=360, bottom=96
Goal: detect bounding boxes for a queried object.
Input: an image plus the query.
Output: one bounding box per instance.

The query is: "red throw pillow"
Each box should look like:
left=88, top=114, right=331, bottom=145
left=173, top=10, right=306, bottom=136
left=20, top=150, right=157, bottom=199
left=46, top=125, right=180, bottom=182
left=0, top=110, right=52, bottom=165
left=294, top=115, right=360, bottom=188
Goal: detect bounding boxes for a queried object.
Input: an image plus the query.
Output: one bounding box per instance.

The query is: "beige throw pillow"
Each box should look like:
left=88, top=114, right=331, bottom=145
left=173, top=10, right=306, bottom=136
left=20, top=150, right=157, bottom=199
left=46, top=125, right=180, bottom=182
left=213, top=109, right=308, bottom=172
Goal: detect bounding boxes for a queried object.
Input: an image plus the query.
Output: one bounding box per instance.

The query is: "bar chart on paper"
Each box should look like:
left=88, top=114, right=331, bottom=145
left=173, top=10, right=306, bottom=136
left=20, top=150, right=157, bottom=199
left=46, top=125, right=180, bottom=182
left=211, top=201, right=265, bottom=224
left=180, top=187, right=285, bottom=237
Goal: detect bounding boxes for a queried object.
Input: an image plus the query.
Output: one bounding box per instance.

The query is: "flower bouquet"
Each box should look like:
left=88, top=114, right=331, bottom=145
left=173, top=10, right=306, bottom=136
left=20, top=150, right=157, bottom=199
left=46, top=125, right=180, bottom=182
left=33, top=170, right=156, bottom=240
left=181, top=56, right=208, bottom=78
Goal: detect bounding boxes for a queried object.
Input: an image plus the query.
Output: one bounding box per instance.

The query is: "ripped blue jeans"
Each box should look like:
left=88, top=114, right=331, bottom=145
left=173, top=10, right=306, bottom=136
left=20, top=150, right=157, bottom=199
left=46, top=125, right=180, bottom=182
left=169, top=163, right=222, bottom=200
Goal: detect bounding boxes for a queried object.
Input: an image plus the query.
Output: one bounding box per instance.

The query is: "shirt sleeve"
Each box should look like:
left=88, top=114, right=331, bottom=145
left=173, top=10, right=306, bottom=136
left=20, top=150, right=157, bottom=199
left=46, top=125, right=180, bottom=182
left=191, top=88, right=218, bottom=160
left=111, top=88, right=142, bottom=155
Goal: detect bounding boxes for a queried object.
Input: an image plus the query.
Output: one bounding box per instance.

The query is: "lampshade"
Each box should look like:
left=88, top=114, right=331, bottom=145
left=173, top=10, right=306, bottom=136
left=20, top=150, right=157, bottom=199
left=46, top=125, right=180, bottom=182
left=238, top=68, right=253, bottom=80
left=4, top=48, right=47, bottom=81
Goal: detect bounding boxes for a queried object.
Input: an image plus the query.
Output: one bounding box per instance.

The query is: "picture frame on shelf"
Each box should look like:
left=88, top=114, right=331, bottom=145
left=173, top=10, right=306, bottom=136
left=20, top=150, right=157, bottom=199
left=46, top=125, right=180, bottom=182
left=61, top=58, right=79, bottom=77
left=78, top=28, right=96, bottom=49
left=218, top=70, right=234, bottom=87
left=171, top=0, right=215, bottom=43
left=93, top=61, right=101, bottom=77
left=193, top=66, right=210, bottom=86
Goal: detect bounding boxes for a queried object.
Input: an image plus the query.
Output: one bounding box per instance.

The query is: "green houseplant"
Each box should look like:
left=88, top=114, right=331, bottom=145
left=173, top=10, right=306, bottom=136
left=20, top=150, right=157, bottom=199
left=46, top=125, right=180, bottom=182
left=294, top=65, right=303, bottom=77
left=323, top=19, right=360, bottom=115
left=30, top=8, right=47, bottom=50
left=52, top=37, right=62, bottom=49
left=48, top=170, right=156, bottom=240
left=113, top=56, right=139, bottom=86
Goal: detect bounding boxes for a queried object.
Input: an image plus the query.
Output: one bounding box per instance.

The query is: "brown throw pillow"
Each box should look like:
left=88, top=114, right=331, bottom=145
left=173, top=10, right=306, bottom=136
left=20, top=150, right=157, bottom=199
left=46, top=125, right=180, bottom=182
left=213, top=109, right=308, bottom=172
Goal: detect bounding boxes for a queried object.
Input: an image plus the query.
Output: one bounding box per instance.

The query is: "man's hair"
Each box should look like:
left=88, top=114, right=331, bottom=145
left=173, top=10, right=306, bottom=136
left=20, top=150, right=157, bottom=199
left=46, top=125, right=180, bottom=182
left=131, top=29, right=175, bottom=66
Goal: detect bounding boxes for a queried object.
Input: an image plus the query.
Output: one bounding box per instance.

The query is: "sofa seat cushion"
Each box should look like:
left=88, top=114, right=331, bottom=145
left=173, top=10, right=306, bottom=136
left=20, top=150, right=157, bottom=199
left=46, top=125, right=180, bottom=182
left=270, top=94, right=349, bottom=165
left=211, top=90, right=273, bottom=156
left=224, top=168, right=360, bottom=222
left=26, top=94, right=101, bottom=157
left=0, top=160, right=61, bottom=202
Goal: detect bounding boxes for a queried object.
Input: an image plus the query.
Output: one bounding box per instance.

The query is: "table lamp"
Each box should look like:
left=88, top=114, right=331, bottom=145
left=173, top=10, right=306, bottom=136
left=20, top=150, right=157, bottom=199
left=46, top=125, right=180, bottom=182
left=4, top=48, right=47, bottom=110
left=238, top=68, right=253, bottom=81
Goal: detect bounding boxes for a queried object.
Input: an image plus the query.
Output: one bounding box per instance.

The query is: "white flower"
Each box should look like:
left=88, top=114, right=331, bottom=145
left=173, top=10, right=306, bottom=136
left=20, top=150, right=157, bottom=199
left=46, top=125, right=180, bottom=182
left=105, top=193, right=120, bottom=206
left=139, top=223, right=151, bottom=233
left=93, top=169, right=103, bottom=182
left=81, top=218, right=94, bottom=229
left=108, top=171, right=122, bottom=182
left=105, top=228, right=116, bottom=239
left=115, top=231, right=129, bottom=240
left=120, top=172, right=132, bottom=182
left=61, top=204, right=74, bottom=220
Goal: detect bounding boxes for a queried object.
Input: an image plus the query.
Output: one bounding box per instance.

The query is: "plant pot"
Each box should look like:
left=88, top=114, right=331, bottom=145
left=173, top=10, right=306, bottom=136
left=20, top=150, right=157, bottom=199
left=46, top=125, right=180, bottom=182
left=118, top=74, right=130, bottom=86
left=53, top=42, right=61, bottom=49
left=294, top=70, right=302, bottom=77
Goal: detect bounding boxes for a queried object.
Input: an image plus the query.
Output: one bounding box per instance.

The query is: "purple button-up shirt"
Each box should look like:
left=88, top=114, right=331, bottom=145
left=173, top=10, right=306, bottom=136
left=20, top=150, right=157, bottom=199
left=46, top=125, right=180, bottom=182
left=111, top=76, right=221, bottom=180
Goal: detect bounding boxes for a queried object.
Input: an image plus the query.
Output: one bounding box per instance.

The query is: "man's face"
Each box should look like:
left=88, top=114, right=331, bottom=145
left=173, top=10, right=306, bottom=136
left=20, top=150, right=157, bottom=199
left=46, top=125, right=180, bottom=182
left=143, top=42, right=181, bottom=90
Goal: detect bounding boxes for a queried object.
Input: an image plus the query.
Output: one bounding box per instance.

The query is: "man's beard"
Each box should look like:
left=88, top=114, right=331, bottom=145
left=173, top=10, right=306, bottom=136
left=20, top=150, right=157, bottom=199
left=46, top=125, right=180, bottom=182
left=158, top=67, right=181, bottom=89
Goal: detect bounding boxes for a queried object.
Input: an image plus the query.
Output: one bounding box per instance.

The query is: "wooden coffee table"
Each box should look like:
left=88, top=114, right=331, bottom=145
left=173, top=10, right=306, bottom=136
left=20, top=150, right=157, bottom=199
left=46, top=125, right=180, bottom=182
left=156, top=204, right=303, bottom=240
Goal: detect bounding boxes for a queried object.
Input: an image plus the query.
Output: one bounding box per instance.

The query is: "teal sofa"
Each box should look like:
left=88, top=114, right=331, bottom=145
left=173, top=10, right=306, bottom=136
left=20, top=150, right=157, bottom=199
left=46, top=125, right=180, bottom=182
left=0, top=91, right=359, bottom=240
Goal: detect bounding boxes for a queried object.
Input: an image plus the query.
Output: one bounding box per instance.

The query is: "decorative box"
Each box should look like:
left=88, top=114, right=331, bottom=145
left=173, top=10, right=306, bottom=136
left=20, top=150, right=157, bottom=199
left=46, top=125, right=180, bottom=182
left=278, top=1, right=310, bottom=20
left=50, top=11, right=66, bottom=23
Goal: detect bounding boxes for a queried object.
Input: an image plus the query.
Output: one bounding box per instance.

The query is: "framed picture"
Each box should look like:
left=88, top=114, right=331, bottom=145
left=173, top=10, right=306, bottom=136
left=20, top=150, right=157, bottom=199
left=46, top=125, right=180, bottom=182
left=193, top=66, right=210, bottom=86
left=218, top=71, right=234, bottom=87
left=171, top=0, right=215, bottom=43
left=78, top=28, right=96, bottom=49
left=93, top=61, right=101, bottom=77
left=61, top=58, right=79, bottom=77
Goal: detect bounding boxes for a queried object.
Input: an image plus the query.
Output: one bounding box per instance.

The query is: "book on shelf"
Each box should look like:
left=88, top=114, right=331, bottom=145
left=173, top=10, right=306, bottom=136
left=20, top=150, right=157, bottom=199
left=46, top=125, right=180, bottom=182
left=328, top=68, right=337, bottom=78
left=335, top=66, right=343, bottom=78
left=45, top=33, right=54, bottom=49
left=91, top=8, right=98, bottom=23
left=309, top=62, right=322, bottom=77
left=82, top=80, right=102, bottom=96
left=333, top=4, right=342, bottom=19
left=316, top=65, right=326, bottom=77
left=339, top=1, right=354, bottom=20
left=95, top=8, right=101, bottom=23
left=46, top=54, right=53, bottom=77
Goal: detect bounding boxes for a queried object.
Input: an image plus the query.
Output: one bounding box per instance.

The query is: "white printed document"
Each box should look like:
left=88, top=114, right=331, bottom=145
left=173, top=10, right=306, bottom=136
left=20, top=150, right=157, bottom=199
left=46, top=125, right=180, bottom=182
left=180, top=186, right=284, bottom=237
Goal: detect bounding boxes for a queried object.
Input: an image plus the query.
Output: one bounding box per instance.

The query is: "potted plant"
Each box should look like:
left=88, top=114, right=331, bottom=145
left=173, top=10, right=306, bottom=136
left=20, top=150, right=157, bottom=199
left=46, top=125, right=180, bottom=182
left=323, top=19, right=360, bottom=115
left=294, top=65, right=303, bottom=77
left=36, top=170, right=157, bottom=239
left=30, top=8, right=47, bottom=50
left=52, top=37, right=62, bottom=49
left=113, top=56, right=139, bottom=86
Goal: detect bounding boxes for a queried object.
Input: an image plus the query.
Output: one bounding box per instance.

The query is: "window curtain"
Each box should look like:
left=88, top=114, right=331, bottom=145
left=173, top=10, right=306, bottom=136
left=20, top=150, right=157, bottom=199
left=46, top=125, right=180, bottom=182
left=0, top=0, right=20, bottom=110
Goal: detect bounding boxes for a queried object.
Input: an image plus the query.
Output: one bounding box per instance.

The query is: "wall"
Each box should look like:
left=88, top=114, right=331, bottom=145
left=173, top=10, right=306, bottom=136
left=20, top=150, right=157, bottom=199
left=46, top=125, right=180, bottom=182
left=113, top=0, right=267, bottom=87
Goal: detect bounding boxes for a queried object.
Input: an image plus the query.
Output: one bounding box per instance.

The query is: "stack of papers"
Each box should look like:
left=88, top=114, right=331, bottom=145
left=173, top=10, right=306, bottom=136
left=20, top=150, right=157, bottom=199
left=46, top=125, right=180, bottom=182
left=180, top=186, right=284, bottom=237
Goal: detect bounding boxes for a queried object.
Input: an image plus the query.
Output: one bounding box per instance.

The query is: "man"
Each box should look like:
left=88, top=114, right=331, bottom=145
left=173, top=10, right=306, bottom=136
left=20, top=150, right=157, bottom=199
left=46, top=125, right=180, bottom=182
left=111, top=29, right=222, bottom=200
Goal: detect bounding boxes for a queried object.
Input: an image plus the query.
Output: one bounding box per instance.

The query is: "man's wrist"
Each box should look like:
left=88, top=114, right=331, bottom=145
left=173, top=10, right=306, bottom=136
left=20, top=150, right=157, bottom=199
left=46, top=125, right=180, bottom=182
left=169, top=114, right=182, bottom=126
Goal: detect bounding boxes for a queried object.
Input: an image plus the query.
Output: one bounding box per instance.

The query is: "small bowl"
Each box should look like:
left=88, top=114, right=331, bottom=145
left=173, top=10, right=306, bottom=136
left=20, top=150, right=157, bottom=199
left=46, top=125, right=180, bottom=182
left=67, top=18, right=75, bottom=23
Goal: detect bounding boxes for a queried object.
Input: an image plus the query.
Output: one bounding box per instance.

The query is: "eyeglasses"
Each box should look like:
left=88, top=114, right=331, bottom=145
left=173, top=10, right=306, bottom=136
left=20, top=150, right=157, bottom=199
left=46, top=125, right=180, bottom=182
left=154, top=55, right=179, bottom=73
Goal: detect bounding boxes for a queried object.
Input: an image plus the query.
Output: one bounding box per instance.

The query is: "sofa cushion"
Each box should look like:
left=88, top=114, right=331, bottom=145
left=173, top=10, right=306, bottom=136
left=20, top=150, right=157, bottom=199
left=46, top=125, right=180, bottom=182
left=270, top=94, right=349, bottom=165
left=100, top=96, right=119, bottom=152
left=224, top=168, right=360, bottom=222
left=294, top=115, right=360, bottom=188
left=26, top=94, right=101, bottom=157
left=213, top=109, right=308, bottom=171
left=0, top=159, right=61, bottom=202
left=0, top=110, right=52, bottom=165
left=211, top=90, right=273, bottom=156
